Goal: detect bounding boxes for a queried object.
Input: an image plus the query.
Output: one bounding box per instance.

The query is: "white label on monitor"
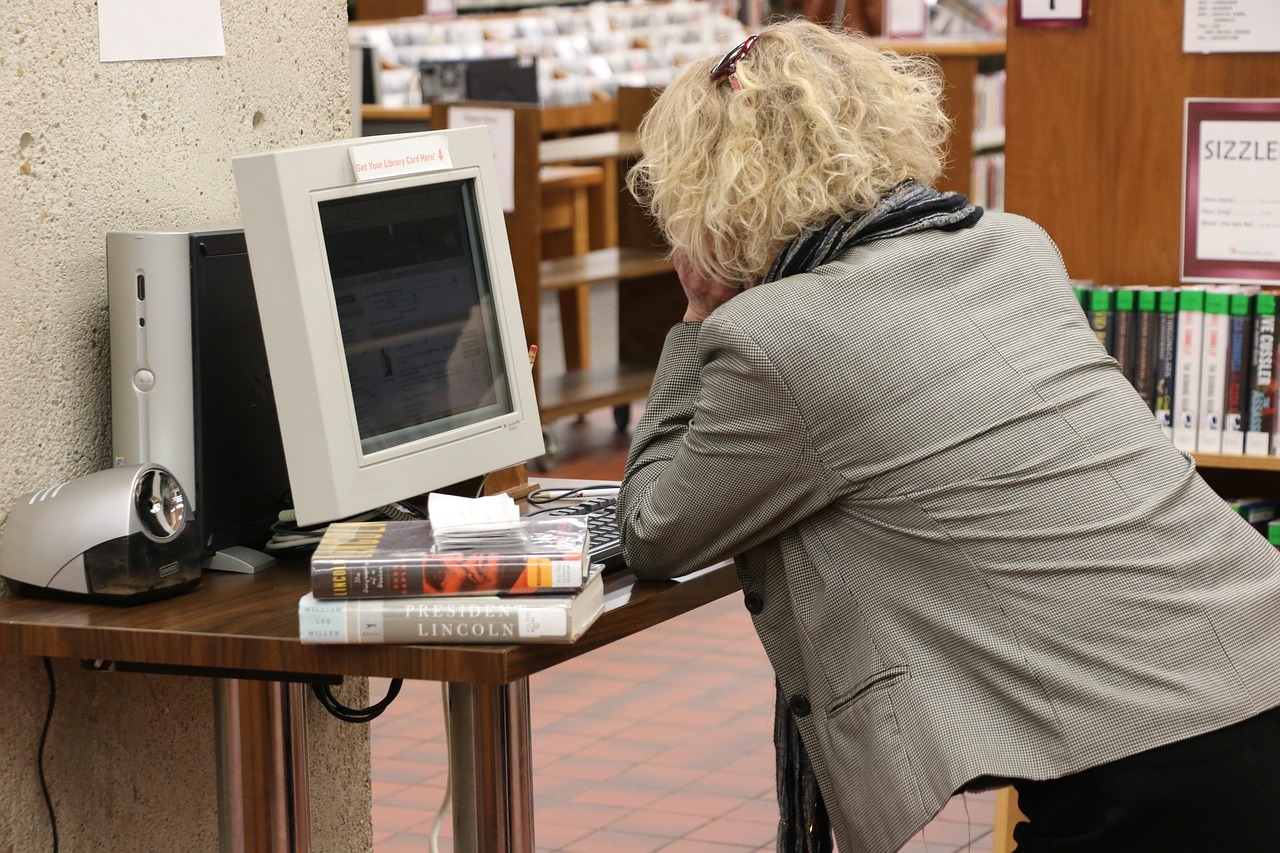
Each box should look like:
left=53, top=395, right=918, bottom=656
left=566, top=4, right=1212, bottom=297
left=350, top=137, right=453, bottom=183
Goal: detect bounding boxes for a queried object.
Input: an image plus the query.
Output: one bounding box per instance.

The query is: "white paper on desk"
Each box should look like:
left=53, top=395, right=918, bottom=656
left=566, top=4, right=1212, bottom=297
left=99, top=0, right=226, bottom=62
left=449, top=107, right=515, bottom=212
left=427, top=492, right=520, bottom=532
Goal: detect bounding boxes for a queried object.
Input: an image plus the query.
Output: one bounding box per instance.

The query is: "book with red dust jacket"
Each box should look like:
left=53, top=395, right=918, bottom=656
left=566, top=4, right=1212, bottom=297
left=310, top=518, right=590, bottom=599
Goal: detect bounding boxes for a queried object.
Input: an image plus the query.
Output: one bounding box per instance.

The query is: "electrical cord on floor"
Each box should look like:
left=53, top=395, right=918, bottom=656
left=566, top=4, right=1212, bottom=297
left=309, top=678, right=403, bottom=724
left=313, top=679, right=450, bottom=852
left=39, top=656, right=59, bottom=853
left=428, top=682, right=452, bottom=853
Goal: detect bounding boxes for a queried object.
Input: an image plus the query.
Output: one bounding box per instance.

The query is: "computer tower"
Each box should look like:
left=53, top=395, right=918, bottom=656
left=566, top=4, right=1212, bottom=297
left=108, top=228, right=291, bottom=569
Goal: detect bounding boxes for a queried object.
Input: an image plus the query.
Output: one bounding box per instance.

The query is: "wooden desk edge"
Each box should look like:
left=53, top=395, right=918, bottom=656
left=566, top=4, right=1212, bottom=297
left=0, top=562, right=740, bottom=685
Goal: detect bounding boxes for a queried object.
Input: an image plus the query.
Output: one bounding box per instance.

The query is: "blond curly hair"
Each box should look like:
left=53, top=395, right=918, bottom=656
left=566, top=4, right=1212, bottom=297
left=626, top=19, right=950, bottom=287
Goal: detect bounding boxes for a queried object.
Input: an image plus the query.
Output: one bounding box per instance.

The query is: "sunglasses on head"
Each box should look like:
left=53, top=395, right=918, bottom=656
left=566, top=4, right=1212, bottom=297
left=710, top=34, right=759, bottom=85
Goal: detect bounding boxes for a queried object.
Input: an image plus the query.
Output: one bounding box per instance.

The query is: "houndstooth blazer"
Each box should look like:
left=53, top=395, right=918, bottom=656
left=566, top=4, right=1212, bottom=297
left=617, top=211, right=1280, bottom=853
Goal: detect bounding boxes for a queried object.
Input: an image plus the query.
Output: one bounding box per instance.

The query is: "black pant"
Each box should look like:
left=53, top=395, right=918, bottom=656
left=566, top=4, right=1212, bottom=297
left=1011, top=705, right=1280, bottom=852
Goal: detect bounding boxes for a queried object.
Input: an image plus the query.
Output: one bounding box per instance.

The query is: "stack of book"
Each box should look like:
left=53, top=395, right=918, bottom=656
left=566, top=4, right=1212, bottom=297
left=1077, top=284, right=1280, bottom=456
left=297, top=517, right=604, bottom=644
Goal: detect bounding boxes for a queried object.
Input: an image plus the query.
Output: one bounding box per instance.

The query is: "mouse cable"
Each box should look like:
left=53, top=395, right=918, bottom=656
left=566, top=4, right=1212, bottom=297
left=310, top=678, right=403, bottom=724
left=524, top=484, right=620, bottom=506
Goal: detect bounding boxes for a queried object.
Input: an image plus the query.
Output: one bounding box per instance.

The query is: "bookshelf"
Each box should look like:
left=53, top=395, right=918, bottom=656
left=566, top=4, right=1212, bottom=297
left=435, top=88, right=686, bottom=425
left=350, top=1, right=749, bottom=112
left=1005, top=1, right=1280, bottom=476
left=997, top=3, right=1280, bottom=847
left=872, top=37, right=1006, bottom=203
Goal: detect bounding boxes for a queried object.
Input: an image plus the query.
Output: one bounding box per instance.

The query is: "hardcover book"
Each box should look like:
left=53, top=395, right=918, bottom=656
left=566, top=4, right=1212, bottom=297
left=1172, top=288, right=1205, bottom=453
left=1152, top=289, right=1179, bottom=436
left=1221, top=291, right=1254, bottom=455
left=298, top=565, right=605, bottom=644
left=1111, top=287, right=1138, bottom=382
left=310, top=518, right=591, bottom=599
left=1245, top=292, right=1277, bottom=456
left=1084, top=286, right=1115, bottom=354
left=1196, top=289, right=1231, bottom=454
left=1131, top=288, right=1159, bottom=409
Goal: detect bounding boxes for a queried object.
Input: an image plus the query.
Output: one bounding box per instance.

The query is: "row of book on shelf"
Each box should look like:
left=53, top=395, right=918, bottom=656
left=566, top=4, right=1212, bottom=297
left=297, top=512, right=605, bottom=646
left=1078, top=283, right=1280, bottom=456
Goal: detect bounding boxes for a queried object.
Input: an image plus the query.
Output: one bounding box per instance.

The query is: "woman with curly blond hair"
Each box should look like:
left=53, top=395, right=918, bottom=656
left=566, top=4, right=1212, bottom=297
left=617, top=18, right=1280, bottom=853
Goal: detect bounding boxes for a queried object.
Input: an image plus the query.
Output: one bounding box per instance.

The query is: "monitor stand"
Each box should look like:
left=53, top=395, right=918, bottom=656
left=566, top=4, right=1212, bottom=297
left=204, top=545, right=277, bottom=574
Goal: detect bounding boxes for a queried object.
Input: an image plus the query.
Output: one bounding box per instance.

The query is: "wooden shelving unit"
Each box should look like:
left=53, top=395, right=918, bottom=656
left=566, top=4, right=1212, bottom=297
left=872, top=37, right=1006, bottom=199
left=361, top=98, right=619, bottom=137
left=993, top=5, right=1280, bottom=849
left=435, top=88, right=682, bottom=425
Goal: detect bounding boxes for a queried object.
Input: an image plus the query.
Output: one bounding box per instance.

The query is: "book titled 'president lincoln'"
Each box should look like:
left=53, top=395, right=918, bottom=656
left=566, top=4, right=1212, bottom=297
left=310, top=518, right=590, bottom=599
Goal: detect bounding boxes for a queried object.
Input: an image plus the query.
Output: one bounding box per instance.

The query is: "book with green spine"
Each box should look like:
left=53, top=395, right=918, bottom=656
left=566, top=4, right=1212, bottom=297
left=1152, top=288, right=1179, bottom=436
left=1112, top=287, right=1138, bottom=381
left=1131, top=287, right=1159, bottom=409
left=1172, top=288, right=1205, bottom=453
left=1084, top=286, right=1115, bottom=354
left=1196, top=289, right=1231, bottom=454
left=1221, top=291, right=1254, bottom=455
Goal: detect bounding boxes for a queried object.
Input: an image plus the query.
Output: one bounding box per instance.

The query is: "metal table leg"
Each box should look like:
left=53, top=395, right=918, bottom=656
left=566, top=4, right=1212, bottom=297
left=446, top=678, right=535, bottom=853
left=214, top=679, right=312, bottom=853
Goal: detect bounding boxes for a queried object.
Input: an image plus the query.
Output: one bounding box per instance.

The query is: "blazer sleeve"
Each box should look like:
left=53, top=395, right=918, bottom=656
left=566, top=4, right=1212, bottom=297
left=617, top=320, right=837, bottom=579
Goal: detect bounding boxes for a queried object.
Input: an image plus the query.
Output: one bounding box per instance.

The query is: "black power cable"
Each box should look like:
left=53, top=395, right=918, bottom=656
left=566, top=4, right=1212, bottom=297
left=310, top=678, right=403, bottom=724
left=38, top=657, right=59, bottom=853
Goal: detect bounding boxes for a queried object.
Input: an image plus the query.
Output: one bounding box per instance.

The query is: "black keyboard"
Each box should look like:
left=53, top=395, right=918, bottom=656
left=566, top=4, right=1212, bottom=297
left=545, top=495, right=625, bottom=571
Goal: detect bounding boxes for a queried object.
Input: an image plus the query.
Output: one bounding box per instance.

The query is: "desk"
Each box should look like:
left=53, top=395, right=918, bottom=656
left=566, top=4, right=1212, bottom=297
left=0, top=556, right=739, bottom=852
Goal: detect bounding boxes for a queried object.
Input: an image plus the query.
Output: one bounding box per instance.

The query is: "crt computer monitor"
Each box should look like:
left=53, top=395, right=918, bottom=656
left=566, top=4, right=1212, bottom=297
left=231, top=127, right=544, bottom=527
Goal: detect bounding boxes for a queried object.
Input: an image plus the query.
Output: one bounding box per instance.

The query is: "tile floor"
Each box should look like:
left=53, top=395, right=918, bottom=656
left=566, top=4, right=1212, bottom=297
left=369, top=594, right=997, bottom=853
left=368, top=407, right=999, bottom=853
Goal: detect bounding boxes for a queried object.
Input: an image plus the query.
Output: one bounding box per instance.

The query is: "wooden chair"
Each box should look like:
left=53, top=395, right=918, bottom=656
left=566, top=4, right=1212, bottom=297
left=540, top=163, right=606, bottom=371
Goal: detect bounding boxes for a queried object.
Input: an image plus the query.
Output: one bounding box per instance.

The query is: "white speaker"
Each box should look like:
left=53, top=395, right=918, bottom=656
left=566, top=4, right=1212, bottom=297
left=0, top=464, right=201, bottom=603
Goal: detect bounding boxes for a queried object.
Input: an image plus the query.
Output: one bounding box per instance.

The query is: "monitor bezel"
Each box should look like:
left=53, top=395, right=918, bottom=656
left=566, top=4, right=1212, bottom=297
left=233, top=127, right=543, bottom=526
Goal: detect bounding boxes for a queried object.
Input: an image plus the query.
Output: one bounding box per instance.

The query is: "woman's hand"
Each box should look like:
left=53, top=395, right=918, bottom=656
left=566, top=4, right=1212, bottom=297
left=674, top=248, right=742, bottom=323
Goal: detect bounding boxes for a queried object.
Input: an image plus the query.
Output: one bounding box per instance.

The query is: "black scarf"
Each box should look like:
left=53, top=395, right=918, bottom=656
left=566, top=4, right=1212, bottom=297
left=771, top=180, right=981, bottom=853
left=765, top=179, right=984, bottom=285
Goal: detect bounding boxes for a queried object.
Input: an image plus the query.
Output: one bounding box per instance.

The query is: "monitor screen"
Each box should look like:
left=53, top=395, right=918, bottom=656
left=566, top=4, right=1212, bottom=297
left=318, top=179, right=513, bottom=454
left=232, top=128, right=543, bottom=526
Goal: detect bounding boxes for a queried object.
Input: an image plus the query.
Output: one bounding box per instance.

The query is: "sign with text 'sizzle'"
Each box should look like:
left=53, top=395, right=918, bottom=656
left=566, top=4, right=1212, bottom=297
left=1182, top=99, right=1280, bottom=285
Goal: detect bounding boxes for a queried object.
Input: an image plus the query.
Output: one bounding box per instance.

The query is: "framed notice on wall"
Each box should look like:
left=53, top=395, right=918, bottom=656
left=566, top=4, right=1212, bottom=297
left=1182, top=99, right=1280, bottom=285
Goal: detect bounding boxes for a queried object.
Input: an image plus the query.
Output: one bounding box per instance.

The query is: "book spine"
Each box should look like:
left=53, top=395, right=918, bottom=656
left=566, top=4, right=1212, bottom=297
left=298, top=595, right=581, bottom=643
left=1112, top=287, right=1138, bottom=383
left=1152, top=289, right=1179, bottom=436
left=1196, top=290, right=1230, bottom=454
left=1084, top=286, right=1115, bottom=354
left=311, top=553, right=586, bottom=599
left=1245, top=292, right=1277, bottom=456
left=1221, top=291, right=1253, bottom=455
left=1172, top=288, right=1205, bottom=453
left=1131, top=288, right=1159, bottom=409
